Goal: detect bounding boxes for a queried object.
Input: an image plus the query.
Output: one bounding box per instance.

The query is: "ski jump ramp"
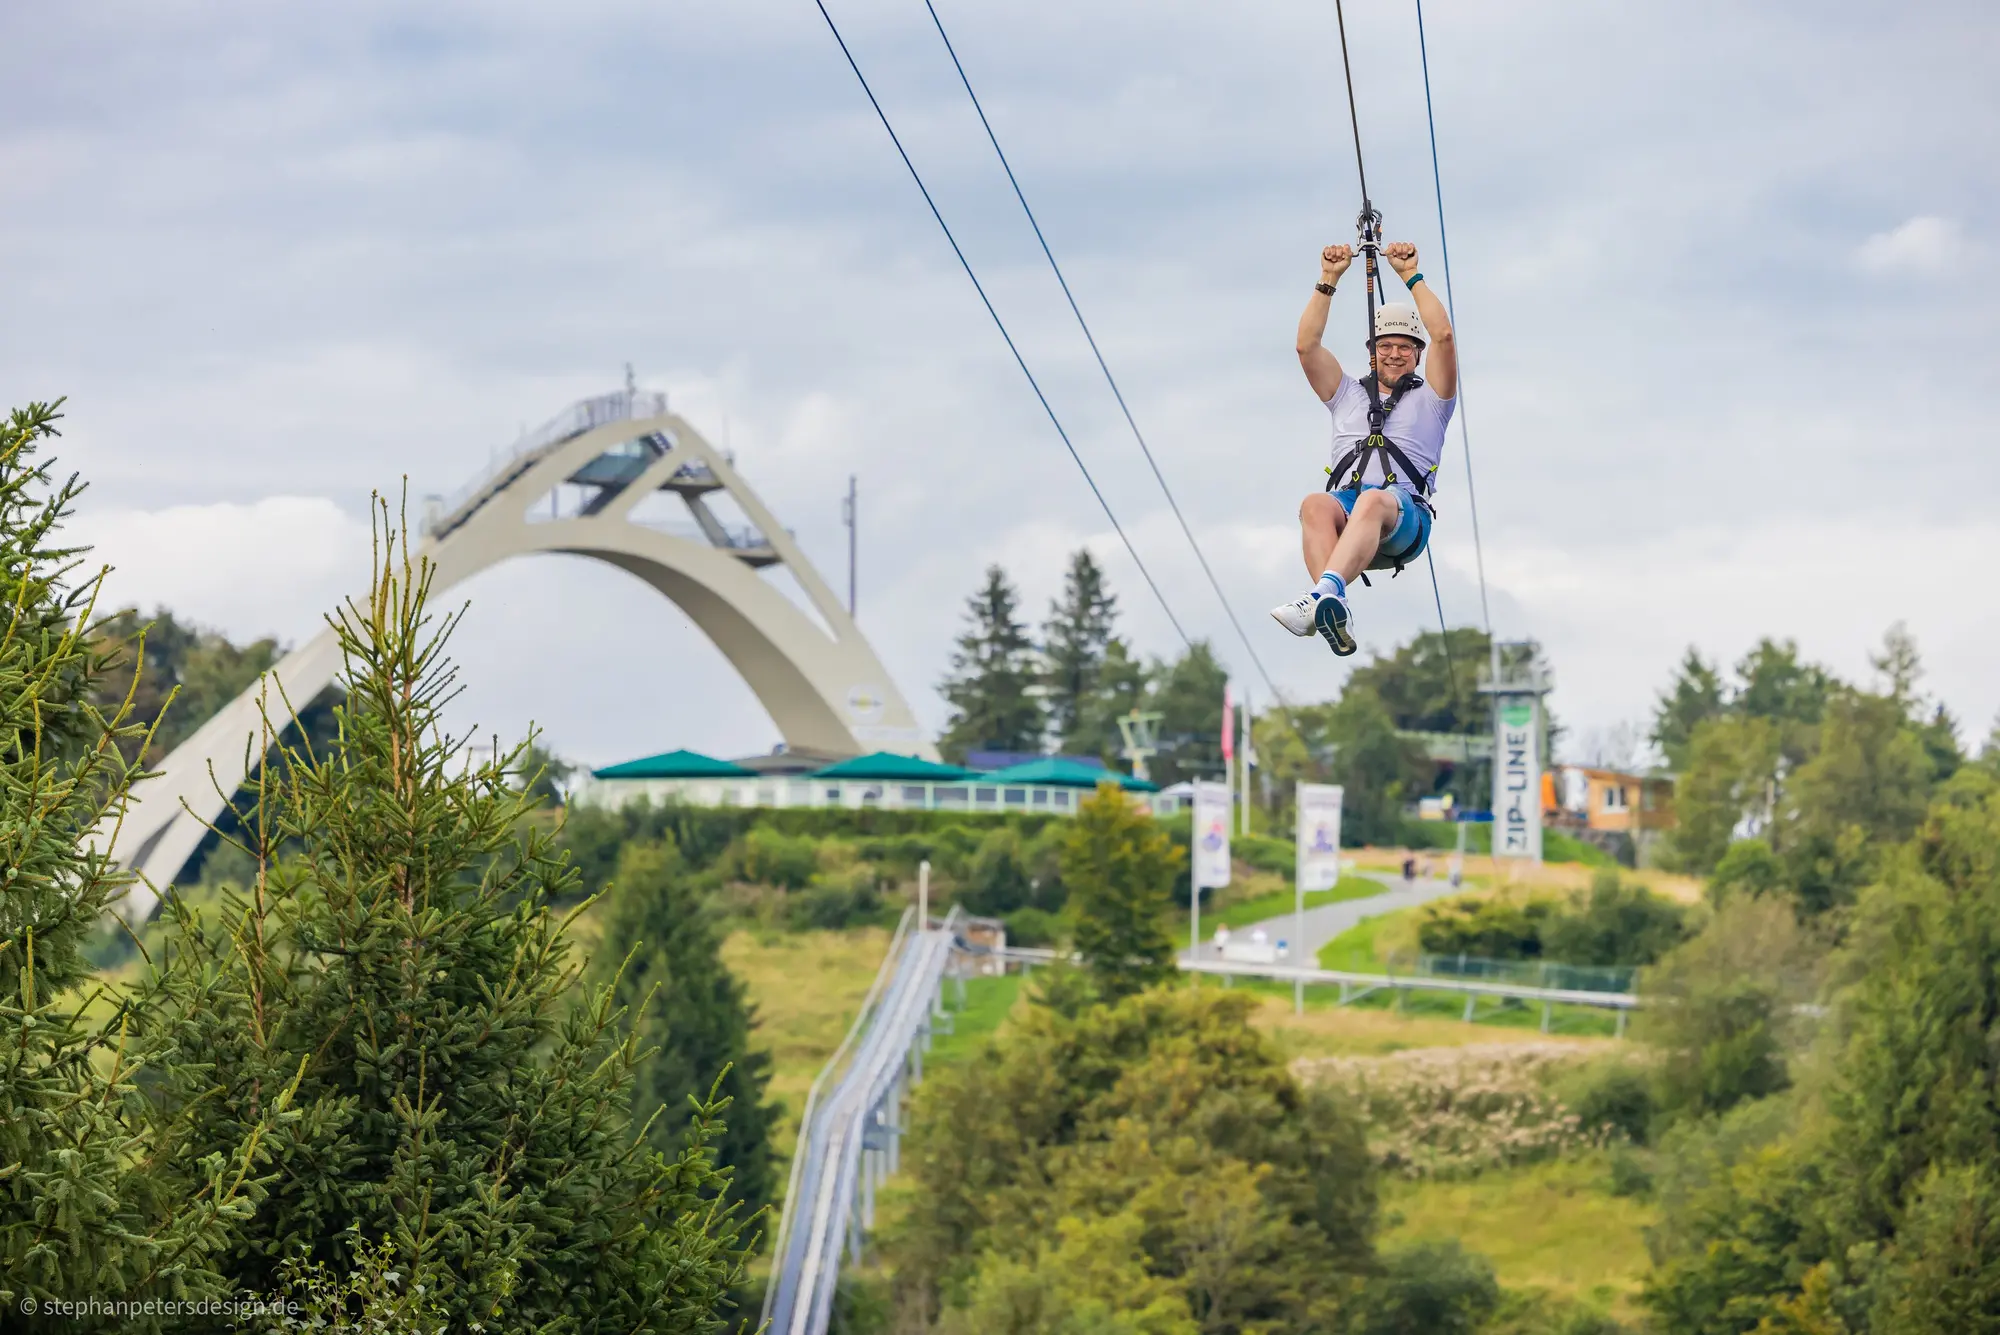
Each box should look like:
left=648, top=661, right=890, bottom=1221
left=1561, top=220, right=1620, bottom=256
left=112, top=389, right=931, bottom=914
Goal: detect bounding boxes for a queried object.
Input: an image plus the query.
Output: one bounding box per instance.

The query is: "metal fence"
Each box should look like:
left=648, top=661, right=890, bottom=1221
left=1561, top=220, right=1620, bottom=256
left=1391, top=950, right=1637, bottom=995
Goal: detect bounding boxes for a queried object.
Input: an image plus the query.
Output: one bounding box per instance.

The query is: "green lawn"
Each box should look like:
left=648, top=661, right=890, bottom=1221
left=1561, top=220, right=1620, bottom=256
left=1204, top=875, right=1385, bottom=931
left=928, top=973, right=1024, bottom=1064
left=1193, top=970, right=1620, bottom=1039
left=1316, top=909, right=1408, bottom=971
left=1381, top=1151, right=1655, bottom=1321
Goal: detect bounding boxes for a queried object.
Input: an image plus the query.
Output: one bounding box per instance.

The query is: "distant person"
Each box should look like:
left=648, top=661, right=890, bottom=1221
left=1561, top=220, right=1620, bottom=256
left=1401, top=855, right=1417, bottom=885
left=1271, top=240, right=1457, bottom=656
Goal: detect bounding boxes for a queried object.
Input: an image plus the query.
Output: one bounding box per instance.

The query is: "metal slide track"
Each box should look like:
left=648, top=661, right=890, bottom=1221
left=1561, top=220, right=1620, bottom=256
left=763, top=908, right=962, bottom=1335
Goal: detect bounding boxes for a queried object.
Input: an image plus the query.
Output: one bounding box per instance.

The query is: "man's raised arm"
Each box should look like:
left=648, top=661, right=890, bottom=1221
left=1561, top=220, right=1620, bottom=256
left=1384, top=241, right=1456, bottom=400
left=1297, top=244, right=1352, bottom=402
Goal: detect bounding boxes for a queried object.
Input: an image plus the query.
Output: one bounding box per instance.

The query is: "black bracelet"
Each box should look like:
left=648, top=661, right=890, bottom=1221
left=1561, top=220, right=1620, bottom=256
left=1315, top=281, right=1336, bottom=296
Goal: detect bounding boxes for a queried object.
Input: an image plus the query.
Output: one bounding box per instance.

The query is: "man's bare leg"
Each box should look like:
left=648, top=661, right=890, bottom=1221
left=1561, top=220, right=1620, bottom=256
left=1326, top=489, right=1402, bottom=583
left=1299, top=492, right=1346, bottom=580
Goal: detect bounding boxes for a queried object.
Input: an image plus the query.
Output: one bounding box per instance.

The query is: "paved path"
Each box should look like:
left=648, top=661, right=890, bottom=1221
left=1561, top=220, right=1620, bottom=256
left=1182, top=871, right=1468, bottom=967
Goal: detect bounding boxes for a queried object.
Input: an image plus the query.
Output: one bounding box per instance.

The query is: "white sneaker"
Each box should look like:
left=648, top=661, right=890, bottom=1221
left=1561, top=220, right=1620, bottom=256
left=1270, top=590, right=1321, bottom=637
left=1315, top=586, right=1357, bottom=657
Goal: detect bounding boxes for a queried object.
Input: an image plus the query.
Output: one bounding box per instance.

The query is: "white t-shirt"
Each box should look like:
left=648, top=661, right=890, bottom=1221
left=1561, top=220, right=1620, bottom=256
left=1325, top=374, right=1456, bottom=498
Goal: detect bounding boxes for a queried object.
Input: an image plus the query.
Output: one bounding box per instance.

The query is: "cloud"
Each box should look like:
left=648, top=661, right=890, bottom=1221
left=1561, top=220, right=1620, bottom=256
left=1858, top=215, right=1975, bottom=277
left=6, top=0, right=2000, bottom=771
left=72, top=497, right=372, bottom=645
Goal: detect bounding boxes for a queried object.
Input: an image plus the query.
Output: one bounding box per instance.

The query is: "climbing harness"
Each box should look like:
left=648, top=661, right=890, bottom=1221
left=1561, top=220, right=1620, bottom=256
left=1327, top=370, right=1437, bottom=503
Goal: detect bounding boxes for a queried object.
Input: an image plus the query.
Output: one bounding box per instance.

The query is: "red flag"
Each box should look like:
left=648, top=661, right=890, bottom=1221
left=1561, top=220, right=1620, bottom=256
left=1221, top=683, right=1235, bottom=763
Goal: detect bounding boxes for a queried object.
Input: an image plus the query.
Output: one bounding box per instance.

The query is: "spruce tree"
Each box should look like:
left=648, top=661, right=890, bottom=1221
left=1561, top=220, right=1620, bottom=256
left=937, top=564, right=1045, bottom=763
left=1042, top=549, right=1117, bottom=754
left=591, top=839, right=778, bottom=1222
left=0, top=402, right=272, bottom=1321
left=141, top=508, right=753, bottom=1332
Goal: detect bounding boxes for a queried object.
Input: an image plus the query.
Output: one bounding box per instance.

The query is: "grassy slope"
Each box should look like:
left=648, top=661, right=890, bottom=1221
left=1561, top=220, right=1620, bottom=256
left=1381, top=1152, right=1655, bottom=1321
left=721, top=922, right=1651, bottom=1313
left=718, top=927, right=894, bottom=1151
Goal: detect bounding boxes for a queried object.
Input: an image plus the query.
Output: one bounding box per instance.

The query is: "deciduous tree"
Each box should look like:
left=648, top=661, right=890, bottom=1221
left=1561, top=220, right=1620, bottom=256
left=1061, top=786, right=1181, bottom=1001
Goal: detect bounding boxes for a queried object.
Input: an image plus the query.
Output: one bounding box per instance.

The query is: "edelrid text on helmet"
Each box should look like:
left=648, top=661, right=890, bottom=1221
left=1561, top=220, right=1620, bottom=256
left=1370, top=304, right=1426, bottom=349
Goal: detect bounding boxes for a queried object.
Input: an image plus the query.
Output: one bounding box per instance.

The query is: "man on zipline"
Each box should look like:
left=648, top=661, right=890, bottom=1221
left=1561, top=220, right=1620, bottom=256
left=1271, top=239, right=1457, bottom=656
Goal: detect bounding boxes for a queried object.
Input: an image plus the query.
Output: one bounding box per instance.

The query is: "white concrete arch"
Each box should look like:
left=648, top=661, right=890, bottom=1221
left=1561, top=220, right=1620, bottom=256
left=114, top=393, right=929, bottom=915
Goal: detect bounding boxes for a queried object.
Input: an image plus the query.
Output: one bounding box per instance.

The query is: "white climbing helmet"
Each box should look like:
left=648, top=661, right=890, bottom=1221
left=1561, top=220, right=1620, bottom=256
left=1371, top=303, right=1426, bottom=349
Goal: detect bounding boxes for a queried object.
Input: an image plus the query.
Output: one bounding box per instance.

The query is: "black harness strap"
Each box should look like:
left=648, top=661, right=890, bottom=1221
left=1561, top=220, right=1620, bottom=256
left=1325, top=373, right=1434, bottom=583
left=1327, top=372, right=1435, bottom=503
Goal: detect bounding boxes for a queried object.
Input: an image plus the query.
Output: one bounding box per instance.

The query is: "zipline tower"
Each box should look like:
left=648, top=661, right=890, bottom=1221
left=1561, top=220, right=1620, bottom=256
left=1477, top=642, right=1551, bottom=864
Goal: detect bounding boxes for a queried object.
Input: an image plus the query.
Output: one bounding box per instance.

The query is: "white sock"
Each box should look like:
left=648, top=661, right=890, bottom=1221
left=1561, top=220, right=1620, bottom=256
left=1318, top=571, right=1346, bottom=598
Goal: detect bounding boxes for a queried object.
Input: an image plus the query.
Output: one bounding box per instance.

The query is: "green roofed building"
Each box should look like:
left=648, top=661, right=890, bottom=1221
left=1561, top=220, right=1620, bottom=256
left=573, top=745, right=1166, bottom=818
left=592, top=749, right=756, bottom=780
left=573, top=749, right=759, bottom=811
left=980, top=757, right=1158, bottom=793
left=811, top=752, right=973, bottom=783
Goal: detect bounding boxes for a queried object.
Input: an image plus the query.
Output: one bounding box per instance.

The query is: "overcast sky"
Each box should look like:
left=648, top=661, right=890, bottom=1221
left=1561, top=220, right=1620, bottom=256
left=5, top=0, right=1996, bottom=770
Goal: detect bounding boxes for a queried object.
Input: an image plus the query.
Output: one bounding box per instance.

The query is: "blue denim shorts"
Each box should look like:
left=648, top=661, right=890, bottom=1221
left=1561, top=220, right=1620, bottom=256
left=1331, top=484, right=1432, bottom=569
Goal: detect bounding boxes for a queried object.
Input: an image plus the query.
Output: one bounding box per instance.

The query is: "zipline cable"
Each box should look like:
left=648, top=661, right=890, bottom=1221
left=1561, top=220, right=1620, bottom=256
left=1416, top=0, right=1498, bottom=678
left=919, top=0, right=1301, bottom=720
left=811, top=0, right=1193, bottom=648
left=1333, top=0, right=1371, bottom=205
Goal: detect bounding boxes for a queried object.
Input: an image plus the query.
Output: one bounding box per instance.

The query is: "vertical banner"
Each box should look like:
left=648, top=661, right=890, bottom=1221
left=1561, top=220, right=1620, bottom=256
left=1191, top=780, right=1233, bottom=890
left=1295, top=783, right=1345, bottom=891
left=1239, top=687, right=1254, bottom=836
left=1221, top=684, right=1235, bottom=766
left=1493, top=696, right=1543, bottom=861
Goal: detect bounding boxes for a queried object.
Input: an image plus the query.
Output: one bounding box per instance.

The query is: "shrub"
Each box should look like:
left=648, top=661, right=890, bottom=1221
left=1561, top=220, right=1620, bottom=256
left=1417, top=894, right=1561, bottom=960
left=1556, top=1057, right=1658, bottom=1145
left=1352, top=1241, right=1501, bottom=1335
left=1002, top=906, right=1061, bottom=949
left=788, top=872, right=881, bottom=931
left=1543, top=871, right=1691, bottom=967
left=731, top=825, right=820, bottom=889
left=1607, top=1149, right=1654, bottom=1200
left=1416, top=875, right=1689, bottom=969
left=1297, top=1044, right=1605, bottom=1178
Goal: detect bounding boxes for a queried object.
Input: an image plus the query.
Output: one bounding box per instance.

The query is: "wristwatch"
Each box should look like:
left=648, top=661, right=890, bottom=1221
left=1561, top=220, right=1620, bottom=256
left=1315, top=282, right=1336, bottom=296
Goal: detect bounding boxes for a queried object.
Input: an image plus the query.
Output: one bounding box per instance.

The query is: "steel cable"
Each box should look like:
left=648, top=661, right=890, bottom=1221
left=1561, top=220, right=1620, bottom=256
left=811, top=0, right=1193, bottom=647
